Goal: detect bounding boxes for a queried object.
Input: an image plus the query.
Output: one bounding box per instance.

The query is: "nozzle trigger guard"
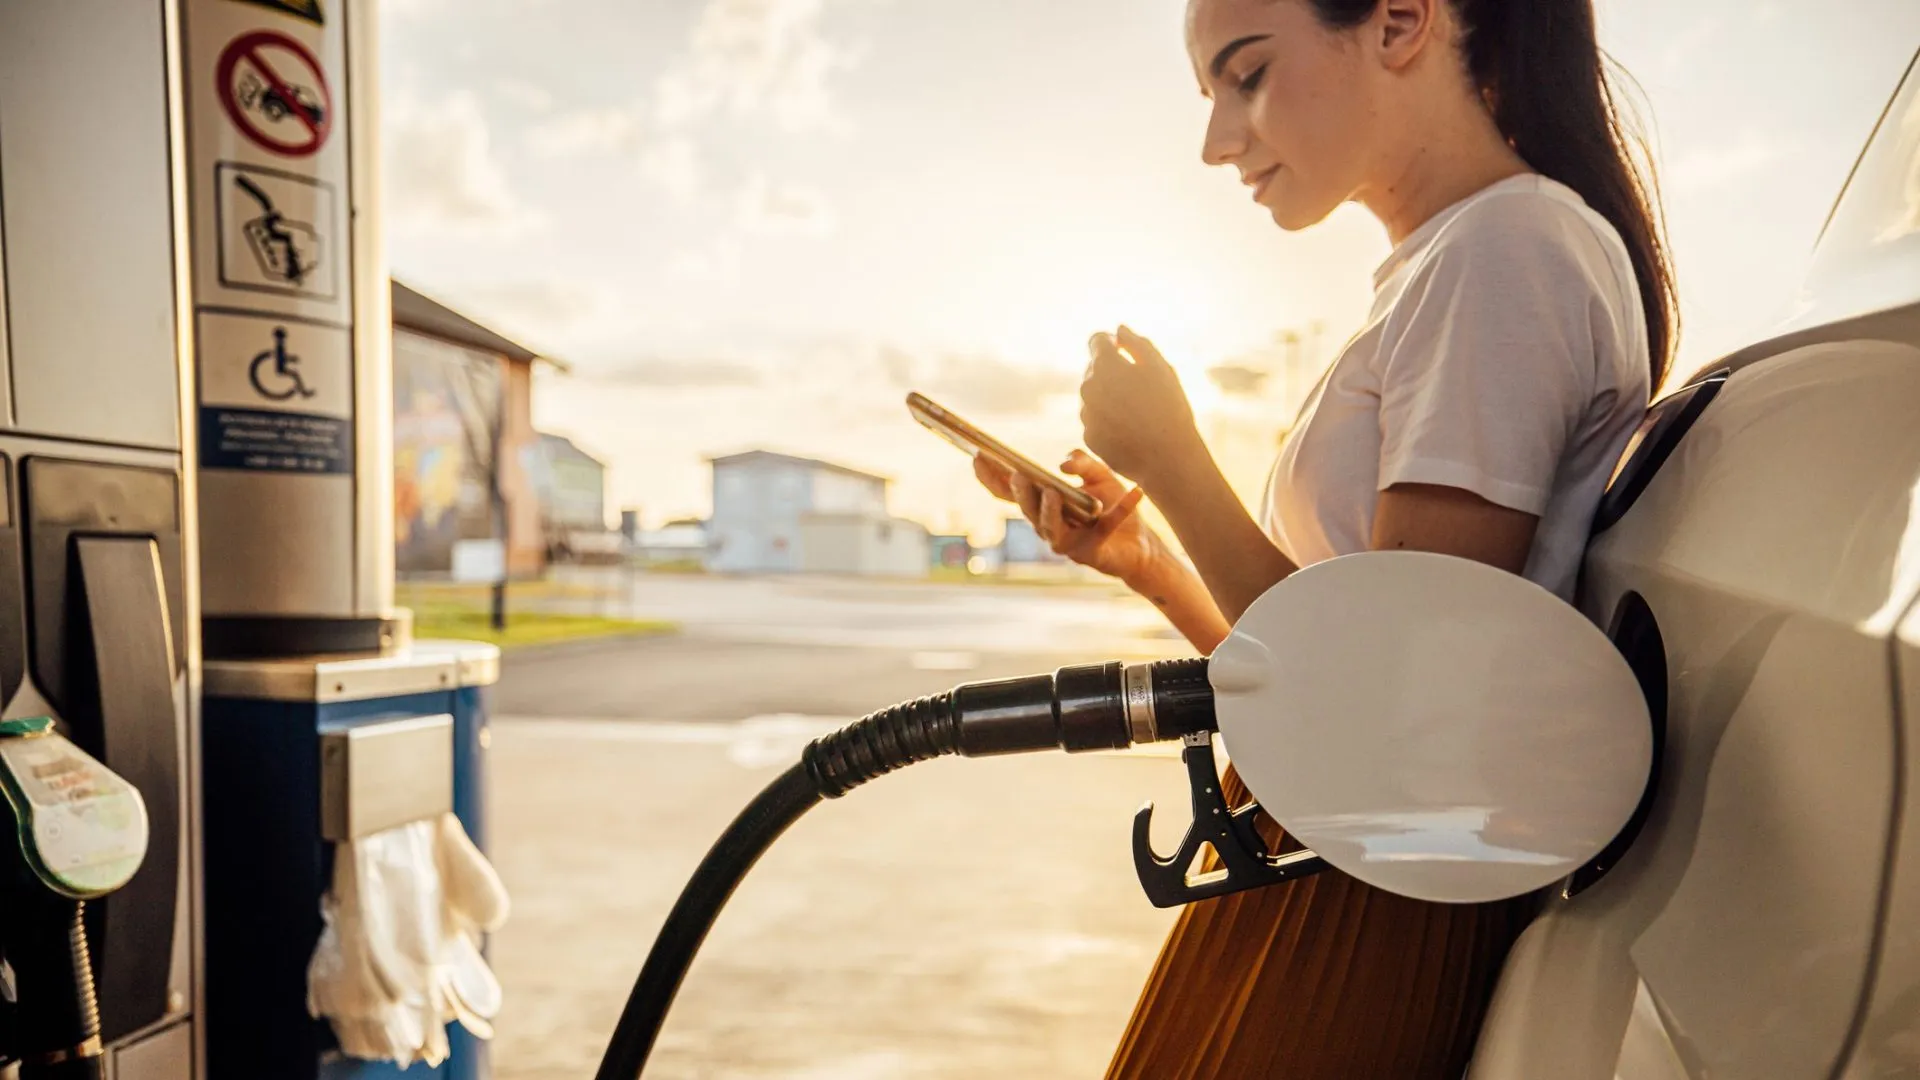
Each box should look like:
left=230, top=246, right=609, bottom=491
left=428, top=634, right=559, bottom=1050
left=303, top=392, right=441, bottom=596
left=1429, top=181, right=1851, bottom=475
left=1132, top=731, right=1328, bottom=908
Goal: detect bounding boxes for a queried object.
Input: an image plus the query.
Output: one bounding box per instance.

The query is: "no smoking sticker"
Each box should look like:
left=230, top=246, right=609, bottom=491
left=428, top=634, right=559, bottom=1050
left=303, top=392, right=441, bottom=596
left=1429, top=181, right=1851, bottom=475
left=215, top=30, right=332, bottom=157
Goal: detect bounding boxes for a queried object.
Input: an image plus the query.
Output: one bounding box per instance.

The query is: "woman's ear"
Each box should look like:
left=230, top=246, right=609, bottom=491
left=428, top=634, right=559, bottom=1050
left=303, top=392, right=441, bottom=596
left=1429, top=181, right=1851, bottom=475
left=1375, top=0, right=1440, bottom=71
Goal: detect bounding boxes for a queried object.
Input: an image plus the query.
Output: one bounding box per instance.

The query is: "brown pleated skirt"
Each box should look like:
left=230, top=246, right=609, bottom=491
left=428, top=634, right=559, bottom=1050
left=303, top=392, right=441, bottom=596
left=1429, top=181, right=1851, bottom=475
left=1105, top=765, right=1537, bottom=1080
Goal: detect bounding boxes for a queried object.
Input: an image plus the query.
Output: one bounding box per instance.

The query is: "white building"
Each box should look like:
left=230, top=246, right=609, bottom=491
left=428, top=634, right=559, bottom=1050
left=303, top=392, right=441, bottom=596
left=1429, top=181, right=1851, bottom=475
left=1001, top=518, right=1065, bottom=565
left=998, top=517, right=1099, bottom=582
left=527, top=432, right=610, bottom=561
left=630, top=519, right=712, bottom=567
left=706, top=450, right=930, bottom=576
left=799, top=514, right=931, bottom=577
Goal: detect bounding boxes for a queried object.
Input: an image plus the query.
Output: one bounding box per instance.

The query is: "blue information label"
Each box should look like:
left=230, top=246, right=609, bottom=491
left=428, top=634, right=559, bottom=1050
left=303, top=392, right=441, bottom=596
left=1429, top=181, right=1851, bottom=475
left=200, top=406, right=353, bottom=474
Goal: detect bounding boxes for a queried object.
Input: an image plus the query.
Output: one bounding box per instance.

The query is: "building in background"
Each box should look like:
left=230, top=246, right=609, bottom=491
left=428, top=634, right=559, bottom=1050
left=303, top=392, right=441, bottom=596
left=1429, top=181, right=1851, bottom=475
left=526, top=432, right=611, bottom=561
left=998, top=518, right=1086, bottom=580
left=930, top=534, right=972, bottom=572
left=391, top=280, right=568, bottom=580
left=629, top=518, right=712, bottom=569
left=1000, top=518, right=1067, bottom=566
left=799, top=515, right=931, bottom=577
left=707, top=450, right=930, bottom=576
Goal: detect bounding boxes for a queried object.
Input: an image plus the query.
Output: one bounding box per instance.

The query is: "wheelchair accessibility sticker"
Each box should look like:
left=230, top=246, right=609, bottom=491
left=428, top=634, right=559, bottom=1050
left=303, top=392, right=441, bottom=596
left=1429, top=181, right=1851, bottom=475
left=216, top=161, right=337, bottom=302
left=198, top=312, right=352, bottom=474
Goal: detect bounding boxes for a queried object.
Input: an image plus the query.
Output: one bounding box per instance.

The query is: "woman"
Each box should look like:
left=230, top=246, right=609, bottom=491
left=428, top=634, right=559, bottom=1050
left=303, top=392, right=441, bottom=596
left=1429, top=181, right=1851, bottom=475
left=974, top=0, right=1675, bottom=1075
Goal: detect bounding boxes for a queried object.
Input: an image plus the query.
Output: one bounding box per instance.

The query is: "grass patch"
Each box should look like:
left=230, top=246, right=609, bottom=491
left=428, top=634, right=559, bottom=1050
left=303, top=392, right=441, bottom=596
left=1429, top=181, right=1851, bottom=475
left=408, top=606, right=675, bottom=650
left=636, top=558, right=708, bottom=574
left=397, top=579, right=607, bottom=605
left=398, top=581, right=675, bottom=650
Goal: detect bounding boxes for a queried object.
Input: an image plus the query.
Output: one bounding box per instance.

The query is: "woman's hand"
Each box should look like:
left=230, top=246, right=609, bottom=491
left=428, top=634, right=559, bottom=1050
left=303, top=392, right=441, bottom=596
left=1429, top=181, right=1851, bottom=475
left=1080, top=326, right=1208, bottom=492
left=972, top=451, right=1157, bottom=582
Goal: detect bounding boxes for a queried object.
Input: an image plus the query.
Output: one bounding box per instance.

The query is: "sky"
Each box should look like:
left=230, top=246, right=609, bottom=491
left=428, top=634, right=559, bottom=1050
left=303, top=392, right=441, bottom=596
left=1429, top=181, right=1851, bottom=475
left=380, top=0, right=1920, bottom=539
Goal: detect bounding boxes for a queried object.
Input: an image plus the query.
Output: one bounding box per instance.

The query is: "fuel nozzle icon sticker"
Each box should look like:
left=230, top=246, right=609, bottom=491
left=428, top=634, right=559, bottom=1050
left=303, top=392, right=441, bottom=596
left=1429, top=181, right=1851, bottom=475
left=236, top=173, right=323, bottom=287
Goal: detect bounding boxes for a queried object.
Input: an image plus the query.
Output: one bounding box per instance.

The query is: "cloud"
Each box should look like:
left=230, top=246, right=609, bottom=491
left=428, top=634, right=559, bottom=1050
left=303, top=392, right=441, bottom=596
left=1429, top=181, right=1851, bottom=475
left=1207, top=363, right=1270, bottom=397
left=667, top=236, right=745, bottom=284
left=1654, top=14, right=1723, bottom=77
left=595, top=357, right=765, bottom=388
left=640, top=136, right=705, bottom=203
left=382, top=0, right=444, bottom=19
left=527, top=103, right=646, bottom=157
left=735, top=175, right=836, bottom=236
left=881, top=347, right=1077, bottom=416
left=510, top=0, right=864, bottom=217
left=385, top=90, right=540, bottom=237
left=437, top=280, right=606, bottom=343
left=1668, top=131, right=1803, bottom=196
left=653, top=0, right=858, bottom=136
left=495, top=78, right=554, bottom=113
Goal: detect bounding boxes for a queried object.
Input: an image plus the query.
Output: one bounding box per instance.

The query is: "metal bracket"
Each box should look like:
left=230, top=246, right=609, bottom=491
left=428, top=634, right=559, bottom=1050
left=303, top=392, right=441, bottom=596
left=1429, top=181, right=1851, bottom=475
left=320, top=715, right=453, bottom=842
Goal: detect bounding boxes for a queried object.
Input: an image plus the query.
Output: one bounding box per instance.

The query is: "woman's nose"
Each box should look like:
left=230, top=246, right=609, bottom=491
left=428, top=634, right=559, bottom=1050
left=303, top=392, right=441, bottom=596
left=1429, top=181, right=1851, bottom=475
left=1200, top=106, right=1245, bottom=168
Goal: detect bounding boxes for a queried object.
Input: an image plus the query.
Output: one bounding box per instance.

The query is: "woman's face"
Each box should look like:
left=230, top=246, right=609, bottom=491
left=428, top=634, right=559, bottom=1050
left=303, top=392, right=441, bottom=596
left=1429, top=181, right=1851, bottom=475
left=1187, top=0, right=1383, bottom=230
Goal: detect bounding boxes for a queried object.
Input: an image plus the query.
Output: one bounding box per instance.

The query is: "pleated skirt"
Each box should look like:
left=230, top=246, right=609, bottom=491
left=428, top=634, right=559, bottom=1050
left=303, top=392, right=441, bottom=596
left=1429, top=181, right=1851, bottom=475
left=1104, top=765, right=1538, bottom=1080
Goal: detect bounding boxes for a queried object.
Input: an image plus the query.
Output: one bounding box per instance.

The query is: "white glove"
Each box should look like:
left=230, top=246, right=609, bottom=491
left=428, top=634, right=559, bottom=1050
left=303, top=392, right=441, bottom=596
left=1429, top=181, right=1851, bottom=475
left=307, top=813, right=509, bottom=1067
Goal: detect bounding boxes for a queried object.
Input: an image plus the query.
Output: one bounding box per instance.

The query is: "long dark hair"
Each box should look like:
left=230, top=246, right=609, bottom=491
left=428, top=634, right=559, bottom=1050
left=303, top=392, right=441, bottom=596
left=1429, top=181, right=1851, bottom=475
left=1310, top=0, right=1678, bottom=388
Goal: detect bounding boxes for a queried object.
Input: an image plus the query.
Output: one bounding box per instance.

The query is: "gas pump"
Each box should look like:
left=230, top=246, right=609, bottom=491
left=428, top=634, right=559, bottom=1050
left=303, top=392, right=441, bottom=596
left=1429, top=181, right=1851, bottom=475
left=0, top=1, right=483, bottom=1076
left=165, top=1, right=504, bottom=1077
left=0, top=3, right=203, bottom=1075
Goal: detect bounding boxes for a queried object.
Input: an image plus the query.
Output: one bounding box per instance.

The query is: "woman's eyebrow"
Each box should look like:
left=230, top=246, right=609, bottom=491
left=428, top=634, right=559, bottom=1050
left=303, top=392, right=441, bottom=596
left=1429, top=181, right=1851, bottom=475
left=1210, top=34, right=1272, bottom=80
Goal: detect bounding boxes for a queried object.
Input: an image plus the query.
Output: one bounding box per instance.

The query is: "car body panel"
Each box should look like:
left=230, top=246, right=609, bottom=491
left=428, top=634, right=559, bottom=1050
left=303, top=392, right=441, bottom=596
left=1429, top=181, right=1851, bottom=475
left=1840, top=599, right=1920, bottom=1078
left=1471, top=343, right=1920, bottom=1080
left=1471, top=46, right=1920, bottom=1080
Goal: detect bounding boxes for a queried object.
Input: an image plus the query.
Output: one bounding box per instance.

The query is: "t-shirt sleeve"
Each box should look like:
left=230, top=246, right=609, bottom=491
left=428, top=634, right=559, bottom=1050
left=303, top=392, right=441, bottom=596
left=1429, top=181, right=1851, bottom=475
left=1375, top=200, right=1602, bottom=516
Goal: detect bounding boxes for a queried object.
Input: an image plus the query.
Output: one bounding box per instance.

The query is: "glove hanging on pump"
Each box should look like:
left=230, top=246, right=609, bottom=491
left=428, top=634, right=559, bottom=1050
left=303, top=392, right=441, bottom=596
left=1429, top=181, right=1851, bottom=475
left=306, top=811, right=509, bottom=1068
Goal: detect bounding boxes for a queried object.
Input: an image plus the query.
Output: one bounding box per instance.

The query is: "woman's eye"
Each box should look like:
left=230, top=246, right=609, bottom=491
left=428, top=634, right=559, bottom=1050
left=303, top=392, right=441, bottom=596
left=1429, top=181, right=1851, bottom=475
left=1237, top=65, right=1267, bottom=96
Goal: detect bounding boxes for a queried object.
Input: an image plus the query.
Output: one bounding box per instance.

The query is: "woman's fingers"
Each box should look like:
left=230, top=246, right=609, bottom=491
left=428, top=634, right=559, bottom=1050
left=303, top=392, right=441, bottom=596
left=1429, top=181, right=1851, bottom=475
left=1038, top=487, right=1067, bottom=549
left=1062, top=450, right=1129, bottom=504
left=1008, top=473, right=1044, bottom=524
left=1090, top=485, right=1146, bottom=538
left=1115, top=325, right=1168, bottom=369
left=1085, top=332, right=1128, bottom=380
left=1061, top=448, right=1114, bottom=482
left=974, top=454, right=1015, bottom=501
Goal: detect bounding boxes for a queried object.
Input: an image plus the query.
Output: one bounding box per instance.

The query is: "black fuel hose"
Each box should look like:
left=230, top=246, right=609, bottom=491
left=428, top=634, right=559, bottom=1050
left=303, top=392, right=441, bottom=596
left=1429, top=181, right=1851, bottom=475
left=593, top=657, right=1213, bottom=1080
left=4, top=898, right=106, bottom=1080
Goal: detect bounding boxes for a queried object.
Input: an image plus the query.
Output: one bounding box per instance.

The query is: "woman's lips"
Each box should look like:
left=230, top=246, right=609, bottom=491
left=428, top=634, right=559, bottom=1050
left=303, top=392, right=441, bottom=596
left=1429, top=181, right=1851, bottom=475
left=1248, top=165, right=1280, bottom=201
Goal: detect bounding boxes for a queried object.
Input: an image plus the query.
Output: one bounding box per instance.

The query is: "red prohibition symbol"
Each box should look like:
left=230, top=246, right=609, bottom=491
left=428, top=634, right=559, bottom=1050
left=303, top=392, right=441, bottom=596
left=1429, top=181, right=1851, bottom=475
left=215, top=30, right=333, bottom=157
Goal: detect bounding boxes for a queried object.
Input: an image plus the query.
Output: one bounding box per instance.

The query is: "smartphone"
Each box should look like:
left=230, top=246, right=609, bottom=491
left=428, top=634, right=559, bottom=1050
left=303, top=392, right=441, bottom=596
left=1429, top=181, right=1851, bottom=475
left=906, top=391, right=1103, bottom=526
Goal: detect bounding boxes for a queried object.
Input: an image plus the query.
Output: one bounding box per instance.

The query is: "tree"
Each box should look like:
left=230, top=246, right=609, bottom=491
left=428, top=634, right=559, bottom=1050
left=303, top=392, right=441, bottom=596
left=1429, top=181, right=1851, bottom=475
left=443, top=350, right=509, bottom=631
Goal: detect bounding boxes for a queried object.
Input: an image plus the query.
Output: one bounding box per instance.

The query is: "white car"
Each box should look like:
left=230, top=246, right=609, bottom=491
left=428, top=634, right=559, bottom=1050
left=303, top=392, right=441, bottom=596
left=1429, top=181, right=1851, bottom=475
left=1469, top=47, right=1920, bottom=1080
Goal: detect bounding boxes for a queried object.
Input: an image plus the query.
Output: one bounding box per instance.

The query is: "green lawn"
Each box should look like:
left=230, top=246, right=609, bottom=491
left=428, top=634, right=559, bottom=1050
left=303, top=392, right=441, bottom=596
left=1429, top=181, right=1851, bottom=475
left=398, top=581, right=675, bottom=650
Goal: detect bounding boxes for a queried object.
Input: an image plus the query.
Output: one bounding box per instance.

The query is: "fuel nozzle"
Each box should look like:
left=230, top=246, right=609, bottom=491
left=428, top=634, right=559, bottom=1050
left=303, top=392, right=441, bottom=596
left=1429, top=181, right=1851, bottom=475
left=801, top=657, right=1324, bottom=907
left=0, top=717, right=150, bottom=1080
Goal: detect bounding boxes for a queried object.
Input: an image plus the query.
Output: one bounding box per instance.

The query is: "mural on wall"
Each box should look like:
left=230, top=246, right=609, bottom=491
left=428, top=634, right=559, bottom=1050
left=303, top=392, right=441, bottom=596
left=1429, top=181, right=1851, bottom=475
left=393, top=329, right=502, bottom=574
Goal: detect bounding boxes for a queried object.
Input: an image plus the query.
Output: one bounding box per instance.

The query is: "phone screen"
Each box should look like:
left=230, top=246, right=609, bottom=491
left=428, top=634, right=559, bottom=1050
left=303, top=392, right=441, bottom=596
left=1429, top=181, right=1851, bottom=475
left=906, top=392, right=1102, bottom=525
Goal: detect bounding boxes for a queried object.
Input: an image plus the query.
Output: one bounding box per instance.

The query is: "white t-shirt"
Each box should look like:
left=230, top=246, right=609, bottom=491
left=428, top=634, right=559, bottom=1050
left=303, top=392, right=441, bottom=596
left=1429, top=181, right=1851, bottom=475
left=1262, top=174, right=1652, bottom=600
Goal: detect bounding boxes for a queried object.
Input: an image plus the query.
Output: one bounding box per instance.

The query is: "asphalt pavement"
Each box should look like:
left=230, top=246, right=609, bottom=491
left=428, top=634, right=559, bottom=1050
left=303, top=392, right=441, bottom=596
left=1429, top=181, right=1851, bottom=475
left=483, top=572, right=1194, bottom=1079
